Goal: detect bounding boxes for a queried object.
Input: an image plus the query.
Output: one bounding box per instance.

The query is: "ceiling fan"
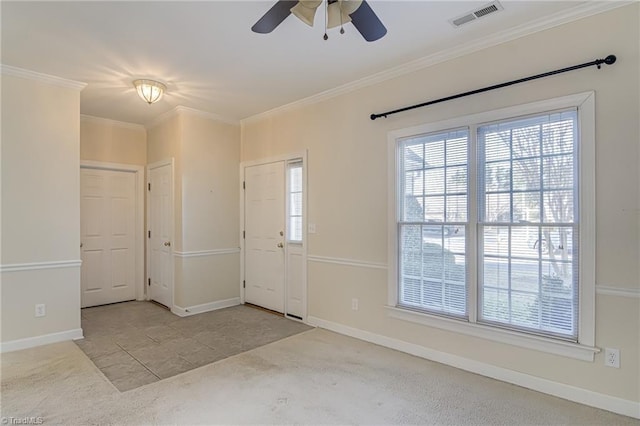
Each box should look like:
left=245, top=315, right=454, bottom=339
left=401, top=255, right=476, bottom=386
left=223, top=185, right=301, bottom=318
left=251, top=0, right=387, bottom=42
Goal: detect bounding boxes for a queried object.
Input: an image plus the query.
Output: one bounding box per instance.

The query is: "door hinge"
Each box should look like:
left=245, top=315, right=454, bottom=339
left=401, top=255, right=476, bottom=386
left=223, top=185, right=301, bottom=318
left=243, top=230, right=245, bottom=239
left=148, top=182, right=151, bottom=191
left=243, top=181, right=245, bottom=190
left=148, top=230, right=151, bottom=238
left=243, top=280, right=245, bottom=289
left=148, top=278, right=151, bottom=287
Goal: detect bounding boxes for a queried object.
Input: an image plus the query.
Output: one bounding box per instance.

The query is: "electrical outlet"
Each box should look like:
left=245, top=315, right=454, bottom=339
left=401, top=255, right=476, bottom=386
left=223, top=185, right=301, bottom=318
left=351, top=298, right=359, bottom=311
left=604, top=348, right=620, bottom=368
left=35, top=304, right=46, bottom=318
left=308, top=223, right=316, bottom=234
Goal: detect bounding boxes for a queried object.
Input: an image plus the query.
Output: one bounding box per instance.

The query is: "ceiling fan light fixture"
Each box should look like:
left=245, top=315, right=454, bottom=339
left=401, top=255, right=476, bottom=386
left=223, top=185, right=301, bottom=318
left=327, top=3, right=350, bottom=29
left=290, top=0, right=322, bottom=27
left=340, top=0, right=363, bottom=16
left=133, top=79, right=166, bottom=104
left=327, top=0, right=362, bottom=29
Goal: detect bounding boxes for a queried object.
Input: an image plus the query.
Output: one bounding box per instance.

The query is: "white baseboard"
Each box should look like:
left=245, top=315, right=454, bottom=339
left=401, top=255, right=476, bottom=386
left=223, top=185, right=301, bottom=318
left=307, top=316, right=640, bottom=419
left=0, top=328, right=84, bottom=353
left=172, top=297, right=240, bottom=317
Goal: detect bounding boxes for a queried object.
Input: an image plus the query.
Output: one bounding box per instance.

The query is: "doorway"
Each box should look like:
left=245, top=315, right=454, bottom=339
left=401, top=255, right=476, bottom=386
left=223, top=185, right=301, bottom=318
left=241, top=154, right=307, bottom=320
left=147, top=160, right=174, bottom=309
left=80, top=161, right=144, bottom=308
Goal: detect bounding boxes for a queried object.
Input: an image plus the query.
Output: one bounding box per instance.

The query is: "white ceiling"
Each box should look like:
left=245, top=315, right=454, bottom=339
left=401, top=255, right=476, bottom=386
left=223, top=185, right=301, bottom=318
left=2, top=1, right=602, bottom=125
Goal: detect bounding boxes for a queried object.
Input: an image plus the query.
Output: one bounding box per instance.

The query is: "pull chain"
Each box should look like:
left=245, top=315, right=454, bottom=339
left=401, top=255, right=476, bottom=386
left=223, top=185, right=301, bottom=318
left=323, top=0, right=328, bottom=40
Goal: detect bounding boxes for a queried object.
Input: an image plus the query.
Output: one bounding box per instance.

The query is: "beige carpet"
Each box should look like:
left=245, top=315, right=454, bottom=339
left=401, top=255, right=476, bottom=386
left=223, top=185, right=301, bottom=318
left=1, top=328, right=636, bottom=425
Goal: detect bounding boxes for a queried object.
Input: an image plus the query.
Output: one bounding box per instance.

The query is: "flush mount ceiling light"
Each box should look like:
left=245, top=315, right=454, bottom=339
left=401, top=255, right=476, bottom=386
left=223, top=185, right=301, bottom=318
left=133, top=79, right=166, bottom=104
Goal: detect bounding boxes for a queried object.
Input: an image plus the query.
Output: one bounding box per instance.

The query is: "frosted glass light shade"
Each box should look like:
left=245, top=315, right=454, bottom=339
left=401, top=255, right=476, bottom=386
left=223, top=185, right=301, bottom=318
left=133, top=79, right=166, bottom=104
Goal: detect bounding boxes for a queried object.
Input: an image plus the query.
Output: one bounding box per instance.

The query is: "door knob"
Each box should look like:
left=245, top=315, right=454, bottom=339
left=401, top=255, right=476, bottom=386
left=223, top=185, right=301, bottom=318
left=277, top=242, right=284, bottom=248
left=164, top=241, right=171, bottom=247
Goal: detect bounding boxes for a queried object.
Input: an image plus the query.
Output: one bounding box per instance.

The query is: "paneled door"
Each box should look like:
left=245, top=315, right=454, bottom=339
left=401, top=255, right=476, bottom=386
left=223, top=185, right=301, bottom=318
left=148, top=162, right=173, bottom=308
left=244, top=161, right=286, bottom=312
left=80, top=168, right=136, bottom=307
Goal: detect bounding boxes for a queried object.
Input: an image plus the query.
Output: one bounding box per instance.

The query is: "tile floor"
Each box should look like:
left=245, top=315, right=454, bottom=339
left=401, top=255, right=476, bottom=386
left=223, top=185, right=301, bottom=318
left=76, top=301, right=311, bottom=391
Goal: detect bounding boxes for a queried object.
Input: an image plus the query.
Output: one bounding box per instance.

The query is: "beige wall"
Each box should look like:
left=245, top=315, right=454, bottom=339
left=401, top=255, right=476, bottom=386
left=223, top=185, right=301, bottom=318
left=80, top=117, right=146, bottom=166
left=181, top=114, right=239, bottom=252
left=241, top=5, right=640, bottom=403
left=148, top=114, right=183, bottom=250
left=147, top=112, right=241, bottom=308
left=1, top=74, right=82, bottom=342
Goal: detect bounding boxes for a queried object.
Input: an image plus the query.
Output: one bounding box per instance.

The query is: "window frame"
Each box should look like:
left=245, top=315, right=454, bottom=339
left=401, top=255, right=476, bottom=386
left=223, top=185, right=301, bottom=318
left=387, top=92, right=597, bottom=361
left=286, top=159, right=304, bottom=244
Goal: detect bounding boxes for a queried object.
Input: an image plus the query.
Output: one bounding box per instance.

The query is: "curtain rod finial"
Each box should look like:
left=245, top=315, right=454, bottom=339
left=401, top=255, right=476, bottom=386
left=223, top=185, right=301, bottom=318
left=604, top=55, right=616, bottom=65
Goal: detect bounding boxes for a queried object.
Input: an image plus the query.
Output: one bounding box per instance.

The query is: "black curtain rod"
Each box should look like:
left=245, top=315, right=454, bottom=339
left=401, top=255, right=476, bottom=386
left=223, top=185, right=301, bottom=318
left=370, top=54, right=617, bottom=121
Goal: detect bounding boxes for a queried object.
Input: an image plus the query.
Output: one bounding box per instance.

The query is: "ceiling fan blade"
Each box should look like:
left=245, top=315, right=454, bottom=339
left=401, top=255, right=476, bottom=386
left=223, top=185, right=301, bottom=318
left=251, top=1, right=299, bottom=34
left=349, top=0, right=387, bottom=42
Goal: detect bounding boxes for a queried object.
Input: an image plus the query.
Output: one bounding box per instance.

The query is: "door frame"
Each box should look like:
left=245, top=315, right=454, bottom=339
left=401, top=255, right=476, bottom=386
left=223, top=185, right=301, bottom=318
left=146, top=158, right=175, bottom=308
left=239, top=151, right=308, bottom=321
left=80, top=160, right=145, bottom=302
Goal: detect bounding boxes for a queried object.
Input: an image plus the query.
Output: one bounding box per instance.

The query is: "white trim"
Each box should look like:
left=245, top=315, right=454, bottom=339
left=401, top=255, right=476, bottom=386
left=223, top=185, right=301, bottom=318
left=81, top=160, right=143, bottom=173
left=578, top=92, right=597, bottom=347
left=241, top=2, right=627, bottom=125
left=387, top=92, right=597, bottom=356
left=173, top=248, right=240, bottom=258
left=174, top=106, right=239, bottom=126
left=596, top=285, right=640, bottom=299
left=0, top=260, right=81, bottom=273
left=0, top=64, right=87, bottom=91
left=240, top=151, right=308, bottom=169
left=239, top=162, right=246, bottom=305
left=147, top=159, right=175, bottom=308
left=81, top=161, right=145, bottom=302
left=146, top=105, right=238, bottom=129
left=80, top=115, right=146, bottom=132
left=240, top=151, right=309, bottom=320
left=171, top=297, right=240, bottom=317
left=284, top=154, right=309, bottom=321
left=307, top=255, right=388, bottom=270
left=385, top=306, right=598, bottom=361
left=307, top=316, right=640, bottom=419
left=1, top=328, right=84, bottom=353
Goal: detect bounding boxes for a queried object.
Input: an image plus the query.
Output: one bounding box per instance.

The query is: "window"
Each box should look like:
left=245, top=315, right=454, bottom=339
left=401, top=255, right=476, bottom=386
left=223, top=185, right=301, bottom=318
left=390, top=93, right=596, bottom=359
left=399, top=129, right=469, bottom=317
left=287, top=160, right=303, bottom=242
left=478, top=111, right=578, bottom=339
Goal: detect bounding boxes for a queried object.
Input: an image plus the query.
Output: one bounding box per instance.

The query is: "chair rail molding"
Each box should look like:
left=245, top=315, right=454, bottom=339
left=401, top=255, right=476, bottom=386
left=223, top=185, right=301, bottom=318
left=0, top=260, right=82, bottom=273
left=173, top=248, right=240, bottom=258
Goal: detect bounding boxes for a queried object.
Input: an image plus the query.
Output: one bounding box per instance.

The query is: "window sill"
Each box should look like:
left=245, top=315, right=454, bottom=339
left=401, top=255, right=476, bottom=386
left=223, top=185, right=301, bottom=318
left=385, top=305, right=599, bottom=361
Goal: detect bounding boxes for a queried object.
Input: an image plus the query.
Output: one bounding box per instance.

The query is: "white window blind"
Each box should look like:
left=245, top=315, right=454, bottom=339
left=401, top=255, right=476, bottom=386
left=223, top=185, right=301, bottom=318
left=478, top=109, right=579, bottom=340
left=399, top=129, right=468, bottom=317
left=287, top=161, right=303, bottom=242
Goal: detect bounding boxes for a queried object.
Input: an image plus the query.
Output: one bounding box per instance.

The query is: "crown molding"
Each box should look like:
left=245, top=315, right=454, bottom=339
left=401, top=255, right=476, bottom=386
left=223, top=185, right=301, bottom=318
left=146, top=106, right=181, bottom=129
left=0, top=64, right=87, bottom=91
left=80, top=114, right=146, bottom=132
left=174, top=106, right=240, bottom=126
left=241, top=1, right=631, bottom=125
left=146, top=105, right=239, bottom=129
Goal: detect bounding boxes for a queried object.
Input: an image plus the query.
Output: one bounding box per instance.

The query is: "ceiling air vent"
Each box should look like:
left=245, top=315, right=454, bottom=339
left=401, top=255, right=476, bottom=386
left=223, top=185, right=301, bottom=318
left=450, top=1, right=504, bottom=28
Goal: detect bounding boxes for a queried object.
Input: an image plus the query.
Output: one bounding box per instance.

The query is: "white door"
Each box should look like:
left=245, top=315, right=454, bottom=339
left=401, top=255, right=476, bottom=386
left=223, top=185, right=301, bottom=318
left=80, top=168, right=136, bottom=307
left=244, top=161, right=286, bottom=312
left=148, top=163, right=173, bottom=308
